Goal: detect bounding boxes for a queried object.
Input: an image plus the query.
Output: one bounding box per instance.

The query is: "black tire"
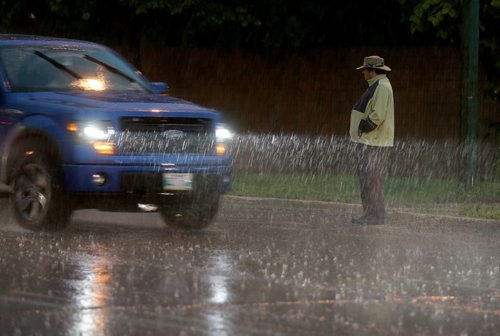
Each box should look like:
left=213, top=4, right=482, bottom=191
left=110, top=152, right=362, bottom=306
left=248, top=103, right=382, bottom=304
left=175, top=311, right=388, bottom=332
left=160, top=192, right=220, bottom=230
left=8, top=143, right=71, bottom=231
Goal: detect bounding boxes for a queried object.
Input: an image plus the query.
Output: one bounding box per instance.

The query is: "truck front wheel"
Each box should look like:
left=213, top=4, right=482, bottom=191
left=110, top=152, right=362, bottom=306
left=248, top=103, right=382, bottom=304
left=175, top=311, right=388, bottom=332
left=9, top=149, right=71, bottom=231
left=160, top=192, right=220, bottom=230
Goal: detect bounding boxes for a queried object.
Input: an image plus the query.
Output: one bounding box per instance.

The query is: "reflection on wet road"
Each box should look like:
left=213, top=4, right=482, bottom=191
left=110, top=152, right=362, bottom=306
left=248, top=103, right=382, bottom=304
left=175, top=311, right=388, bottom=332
left=1, top=197, right=499, bottom=335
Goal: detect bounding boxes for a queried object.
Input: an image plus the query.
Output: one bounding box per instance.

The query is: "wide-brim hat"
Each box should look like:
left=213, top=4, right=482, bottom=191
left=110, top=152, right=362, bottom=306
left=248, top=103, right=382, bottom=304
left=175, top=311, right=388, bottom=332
left=356, top=55, right=391, bottom=71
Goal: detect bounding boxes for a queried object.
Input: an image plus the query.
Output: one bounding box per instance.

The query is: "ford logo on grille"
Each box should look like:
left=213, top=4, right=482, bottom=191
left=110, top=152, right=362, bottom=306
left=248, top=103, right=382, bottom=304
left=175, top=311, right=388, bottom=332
left=161, top=130, right=186, bottom=140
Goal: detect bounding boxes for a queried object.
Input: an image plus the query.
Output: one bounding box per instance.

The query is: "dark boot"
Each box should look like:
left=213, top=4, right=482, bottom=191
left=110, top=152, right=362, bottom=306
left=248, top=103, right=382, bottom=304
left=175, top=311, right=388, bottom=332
left=351, top=212, right=385, bottom=225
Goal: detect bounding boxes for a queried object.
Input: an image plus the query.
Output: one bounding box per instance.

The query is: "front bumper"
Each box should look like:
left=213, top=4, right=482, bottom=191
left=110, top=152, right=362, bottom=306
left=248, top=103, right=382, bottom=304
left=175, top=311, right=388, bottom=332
left=62, top=162, right=232, bottom=194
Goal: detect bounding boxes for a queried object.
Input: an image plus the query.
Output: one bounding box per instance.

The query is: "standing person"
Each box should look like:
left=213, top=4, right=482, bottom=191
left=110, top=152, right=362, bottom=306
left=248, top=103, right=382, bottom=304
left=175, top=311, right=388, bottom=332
left=350, top=55, right=394, bottom=225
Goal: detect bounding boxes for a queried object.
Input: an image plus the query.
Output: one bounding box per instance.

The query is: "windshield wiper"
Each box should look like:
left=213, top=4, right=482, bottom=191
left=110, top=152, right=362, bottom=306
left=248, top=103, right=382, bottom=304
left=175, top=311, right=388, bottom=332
left=83, top=54, right=148, bottom=91
left=33, top=50, right=82, bottom=80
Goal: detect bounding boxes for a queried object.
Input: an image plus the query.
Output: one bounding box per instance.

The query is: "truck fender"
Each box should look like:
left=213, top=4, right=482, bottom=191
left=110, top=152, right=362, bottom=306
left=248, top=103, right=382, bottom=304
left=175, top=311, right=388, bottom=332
left=0, top=115, right=67, bottom=183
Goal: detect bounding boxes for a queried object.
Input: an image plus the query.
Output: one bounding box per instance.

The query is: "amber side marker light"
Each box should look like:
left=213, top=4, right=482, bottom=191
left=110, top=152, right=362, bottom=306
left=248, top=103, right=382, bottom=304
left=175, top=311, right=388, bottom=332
left=67, top=123, right=79, bottom=132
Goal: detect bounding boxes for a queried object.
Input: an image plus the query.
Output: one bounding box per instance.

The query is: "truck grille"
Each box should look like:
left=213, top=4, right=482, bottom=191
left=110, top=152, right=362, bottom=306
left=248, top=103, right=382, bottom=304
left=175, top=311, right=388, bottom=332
left=117, top=117, right=214, bottom=154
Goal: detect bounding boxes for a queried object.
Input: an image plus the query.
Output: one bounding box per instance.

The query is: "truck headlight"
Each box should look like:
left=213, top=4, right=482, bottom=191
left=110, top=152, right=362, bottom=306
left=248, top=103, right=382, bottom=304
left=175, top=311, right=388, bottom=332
left=215, top=124, right=233, bottom=142
left=215, top=123, right=233, bottom=156
left=67, top=121, right=116, bottom=155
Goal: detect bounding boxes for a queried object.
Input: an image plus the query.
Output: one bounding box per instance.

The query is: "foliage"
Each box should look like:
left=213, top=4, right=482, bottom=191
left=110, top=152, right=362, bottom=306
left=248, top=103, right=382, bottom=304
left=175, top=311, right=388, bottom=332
left=0, top=0, right=416, bottom=50
left=0, top=0, right=498, bottom=98
left=401, top=0, right=500, bottom=100
left=1, top=0, right=496, bottom=53
left=405, top=0, right=462, bottom=41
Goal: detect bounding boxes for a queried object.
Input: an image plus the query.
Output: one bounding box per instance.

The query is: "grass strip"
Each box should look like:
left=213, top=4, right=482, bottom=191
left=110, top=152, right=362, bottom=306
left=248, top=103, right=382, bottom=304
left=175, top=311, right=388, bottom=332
left=229, top=173, right=500, bottom=219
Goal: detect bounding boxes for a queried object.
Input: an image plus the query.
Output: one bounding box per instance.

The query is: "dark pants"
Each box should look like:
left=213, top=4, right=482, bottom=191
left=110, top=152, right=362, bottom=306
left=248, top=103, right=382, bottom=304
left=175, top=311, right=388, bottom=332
left=355, top=144, right=389, bottom=219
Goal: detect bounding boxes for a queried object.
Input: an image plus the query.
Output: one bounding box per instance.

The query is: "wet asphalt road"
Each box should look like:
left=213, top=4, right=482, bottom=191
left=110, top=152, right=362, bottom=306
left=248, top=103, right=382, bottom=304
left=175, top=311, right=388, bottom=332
left=0, top=196, right=499, bottom=335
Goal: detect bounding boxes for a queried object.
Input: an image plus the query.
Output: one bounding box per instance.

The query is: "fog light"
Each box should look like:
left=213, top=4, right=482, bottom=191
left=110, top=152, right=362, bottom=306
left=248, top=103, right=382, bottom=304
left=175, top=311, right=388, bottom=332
left=92, top=173, right=106, bottom=186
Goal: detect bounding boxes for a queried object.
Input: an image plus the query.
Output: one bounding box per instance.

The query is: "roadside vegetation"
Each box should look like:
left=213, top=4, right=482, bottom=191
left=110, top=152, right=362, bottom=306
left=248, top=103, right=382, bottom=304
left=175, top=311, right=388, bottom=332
left=229, top=173, right=500, bottom=220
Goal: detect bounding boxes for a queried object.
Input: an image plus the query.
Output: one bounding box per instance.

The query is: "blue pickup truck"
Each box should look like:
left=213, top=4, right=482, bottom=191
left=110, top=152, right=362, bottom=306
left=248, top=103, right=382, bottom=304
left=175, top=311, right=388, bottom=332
left=0, top=34, right=232, bottom=231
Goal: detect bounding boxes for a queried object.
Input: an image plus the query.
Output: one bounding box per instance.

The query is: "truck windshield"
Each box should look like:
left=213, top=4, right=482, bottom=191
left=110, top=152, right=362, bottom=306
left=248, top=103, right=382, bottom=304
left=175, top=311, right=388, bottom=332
left=0, top=45, right=151, bottom=93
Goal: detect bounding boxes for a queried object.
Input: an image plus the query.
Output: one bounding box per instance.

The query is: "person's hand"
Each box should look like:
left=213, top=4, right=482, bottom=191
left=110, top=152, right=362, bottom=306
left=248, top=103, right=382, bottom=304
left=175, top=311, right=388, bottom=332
left=358, top=118, right=377, bottom=137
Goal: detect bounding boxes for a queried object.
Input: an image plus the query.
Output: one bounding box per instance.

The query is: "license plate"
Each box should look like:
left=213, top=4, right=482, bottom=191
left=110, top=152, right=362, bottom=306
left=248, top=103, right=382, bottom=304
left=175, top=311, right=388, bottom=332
left=162, top=173, right=193, bottom=190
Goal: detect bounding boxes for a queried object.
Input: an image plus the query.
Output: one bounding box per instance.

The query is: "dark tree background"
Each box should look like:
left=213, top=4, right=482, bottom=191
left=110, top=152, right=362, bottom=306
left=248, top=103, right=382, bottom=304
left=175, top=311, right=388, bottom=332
left=0, top=0, right=435, bottom=50
left=0, top=0, right=498, bottom=100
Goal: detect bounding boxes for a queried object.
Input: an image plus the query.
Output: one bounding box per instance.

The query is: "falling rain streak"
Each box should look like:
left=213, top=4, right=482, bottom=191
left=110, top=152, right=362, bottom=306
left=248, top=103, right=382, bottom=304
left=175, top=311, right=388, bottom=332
left=230, top=134, right=497, bottom=178
left=116, top=131, right=214, bottom=155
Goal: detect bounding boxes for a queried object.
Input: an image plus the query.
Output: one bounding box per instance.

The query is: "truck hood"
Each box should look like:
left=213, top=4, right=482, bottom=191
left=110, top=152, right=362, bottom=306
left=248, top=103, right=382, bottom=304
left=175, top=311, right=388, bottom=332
left=23, top=91, right=212, bottom=114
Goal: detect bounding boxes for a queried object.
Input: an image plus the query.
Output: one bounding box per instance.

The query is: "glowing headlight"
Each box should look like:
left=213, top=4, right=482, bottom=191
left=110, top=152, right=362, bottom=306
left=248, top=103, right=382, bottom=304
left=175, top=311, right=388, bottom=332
left=67, top=121, right=116, bottom=155
left=83, top=125, right=114, bottom=140
left=215, top=123, right=233, bottom=156
left=215, top=124, right=233, bottom=141
left=68, top=121, right=115, bottom=140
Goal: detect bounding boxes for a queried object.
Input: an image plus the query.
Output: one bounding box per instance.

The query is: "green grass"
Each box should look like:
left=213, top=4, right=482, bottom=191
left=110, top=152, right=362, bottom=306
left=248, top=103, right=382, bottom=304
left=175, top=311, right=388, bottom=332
left=230, top=173, right=359, bottom=203
left=230, top=173, right=500, bottom=219
left=460, top=205, right=500, bottom=220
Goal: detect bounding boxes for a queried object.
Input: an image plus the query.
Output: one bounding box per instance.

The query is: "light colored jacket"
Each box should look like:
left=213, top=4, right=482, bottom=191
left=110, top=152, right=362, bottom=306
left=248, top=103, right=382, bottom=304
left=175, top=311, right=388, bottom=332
left=350, top=74, right=394, bottom=147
